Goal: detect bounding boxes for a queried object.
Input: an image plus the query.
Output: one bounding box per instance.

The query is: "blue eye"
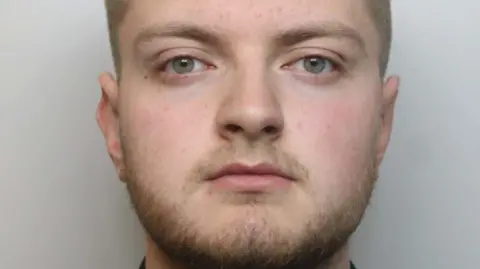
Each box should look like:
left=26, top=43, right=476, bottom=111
left=165, top=57, right=207, bottom=74
left=294, top=56, right=334, bottom=74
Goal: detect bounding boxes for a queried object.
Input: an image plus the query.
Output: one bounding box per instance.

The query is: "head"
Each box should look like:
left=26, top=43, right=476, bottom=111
left=97, top=0, right=399, bottom=269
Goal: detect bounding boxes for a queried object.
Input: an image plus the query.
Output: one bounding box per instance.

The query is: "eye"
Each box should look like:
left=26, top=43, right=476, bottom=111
left=293, top=56, right=335, bottom=74
left=163, top=56, right=208, bottom=74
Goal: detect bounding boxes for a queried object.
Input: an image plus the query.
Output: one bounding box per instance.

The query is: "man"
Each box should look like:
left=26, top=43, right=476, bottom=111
left=96, top=0, right=399, bottom=268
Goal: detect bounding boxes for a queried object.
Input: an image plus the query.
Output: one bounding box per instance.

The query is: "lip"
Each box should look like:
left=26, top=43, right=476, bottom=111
left=208, top=163, right=294, bottom=181
left=206, top=163, right=294, bottom=192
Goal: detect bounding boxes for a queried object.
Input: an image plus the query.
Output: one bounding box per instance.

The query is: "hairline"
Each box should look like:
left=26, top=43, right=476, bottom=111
left=105, top=0, right=391, bottom=78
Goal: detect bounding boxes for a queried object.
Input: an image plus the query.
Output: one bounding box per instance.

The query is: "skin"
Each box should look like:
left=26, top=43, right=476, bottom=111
left=97, top=0, right=400, bottom=269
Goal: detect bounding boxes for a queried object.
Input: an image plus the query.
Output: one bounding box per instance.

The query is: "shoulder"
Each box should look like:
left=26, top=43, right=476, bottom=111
left=138, top=258, right=145, bottom=269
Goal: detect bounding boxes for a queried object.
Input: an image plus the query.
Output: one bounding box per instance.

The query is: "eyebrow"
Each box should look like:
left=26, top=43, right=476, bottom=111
left=134, top=23, right=228, bottom=55
left=274, top=22, right=366, bottom=54
left=133, top=21, right=366, bottom=56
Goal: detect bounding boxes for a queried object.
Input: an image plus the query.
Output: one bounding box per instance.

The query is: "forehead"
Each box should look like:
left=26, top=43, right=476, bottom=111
left=119, top=0, right=379, bottom=56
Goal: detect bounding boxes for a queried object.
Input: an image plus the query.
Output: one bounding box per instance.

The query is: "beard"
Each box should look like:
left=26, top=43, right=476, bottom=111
left=122, top=140, right=378, bottom=269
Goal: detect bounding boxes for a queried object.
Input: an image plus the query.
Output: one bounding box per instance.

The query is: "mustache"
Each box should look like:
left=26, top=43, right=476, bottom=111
left=191, top=141, right=309, bottom=183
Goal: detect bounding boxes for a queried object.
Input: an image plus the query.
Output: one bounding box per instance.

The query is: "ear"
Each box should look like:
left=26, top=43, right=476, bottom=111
left=96, top=72, right=126, bottom=182
left=376, top=75, right=400, bottom=164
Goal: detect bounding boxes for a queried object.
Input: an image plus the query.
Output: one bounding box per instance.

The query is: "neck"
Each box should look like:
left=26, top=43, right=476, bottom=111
left=144, top=237, right=352, bottom=269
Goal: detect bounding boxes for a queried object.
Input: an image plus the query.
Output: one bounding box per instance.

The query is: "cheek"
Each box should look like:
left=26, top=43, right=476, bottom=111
left=129, top=98, right=208, bottom=146
left=300, top=98, right=376, bottom=148
left=121, top=94, right=212, bottom=190
left=290, top=93, right=378, bottom=196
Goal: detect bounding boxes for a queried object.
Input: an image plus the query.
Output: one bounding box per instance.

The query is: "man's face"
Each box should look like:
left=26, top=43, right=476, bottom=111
left=97, top=0, right=398, bottom=268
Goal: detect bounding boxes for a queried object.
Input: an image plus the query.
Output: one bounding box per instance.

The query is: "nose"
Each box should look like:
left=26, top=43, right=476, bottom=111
left=215, top=73, right=284, bottom=142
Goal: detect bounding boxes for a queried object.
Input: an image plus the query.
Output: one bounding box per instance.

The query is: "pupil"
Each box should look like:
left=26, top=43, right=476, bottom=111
left=305, top=57, right=325, bottom=73
left=173, top=58, right=194, bottom=73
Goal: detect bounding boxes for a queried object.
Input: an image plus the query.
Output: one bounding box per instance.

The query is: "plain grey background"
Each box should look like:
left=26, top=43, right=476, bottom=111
left=1, top=1, right=479, bottom=268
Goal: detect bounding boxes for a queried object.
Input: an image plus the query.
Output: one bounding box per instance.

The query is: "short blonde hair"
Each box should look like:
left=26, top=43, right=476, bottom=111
left=104, top=0, right=391, bottom=77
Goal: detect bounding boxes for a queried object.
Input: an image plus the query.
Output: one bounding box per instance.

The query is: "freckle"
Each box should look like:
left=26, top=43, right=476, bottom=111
left=162, top=105, right=170, bottom=113
left=296, top=122, right=303, bottom=130
left=143, top=75, right=149, bottom=80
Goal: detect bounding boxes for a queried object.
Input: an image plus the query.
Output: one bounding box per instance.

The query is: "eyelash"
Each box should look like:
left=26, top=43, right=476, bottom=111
left=155, top=55, right=214, bottom=73
left=154, top=54, right=343, bottom=76
left=283, top=55, right=342, bottom=74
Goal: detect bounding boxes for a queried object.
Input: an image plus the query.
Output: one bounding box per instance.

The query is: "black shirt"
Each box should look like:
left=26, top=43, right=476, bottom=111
left=138, top=258, right=357, bottom=269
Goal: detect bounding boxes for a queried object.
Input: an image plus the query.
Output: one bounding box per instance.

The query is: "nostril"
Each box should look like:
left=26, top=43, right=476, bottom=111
left=225, top=124, right=243, bottom=133
left=221, top=123, right=282, bottom=138
left=263, top=125, right=278, bottom=134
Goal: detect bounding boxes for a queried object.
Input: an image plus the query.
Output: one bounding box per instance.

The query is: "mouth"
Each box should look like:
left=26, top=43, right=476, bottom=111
left=206, top=162, right=295, bottom=193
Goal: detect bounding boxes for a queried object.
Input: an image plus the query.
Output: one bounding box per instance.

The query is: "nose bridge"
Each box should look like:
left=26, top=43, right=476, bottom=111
left=227, top=42, right=276, bottom=106
left=215, top=59, right=284, bottom=141
left=232, top=65, right=275, bottom=108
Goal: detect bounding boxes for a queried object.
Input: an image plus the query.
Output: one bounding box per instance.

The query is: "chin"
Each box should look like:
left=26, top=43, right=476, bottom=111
left=126, top=165, right=375, bottom=269
left=189, top=189, right=315, bottom=233
left=146, top=204, right=353, bottom=269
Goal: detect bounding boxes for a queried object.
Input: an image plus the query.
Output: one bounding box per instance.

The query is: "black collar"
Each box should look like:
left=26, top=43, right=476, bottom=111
left=138, top=258, right=357, bottom=269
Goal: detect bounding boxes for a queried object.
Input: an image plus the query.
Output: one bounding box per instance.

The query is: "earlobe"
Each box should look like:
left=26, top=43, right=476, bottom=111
left=377, top=75, right=400, bottom=164
left=96, top=72, right=126, bottom=181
